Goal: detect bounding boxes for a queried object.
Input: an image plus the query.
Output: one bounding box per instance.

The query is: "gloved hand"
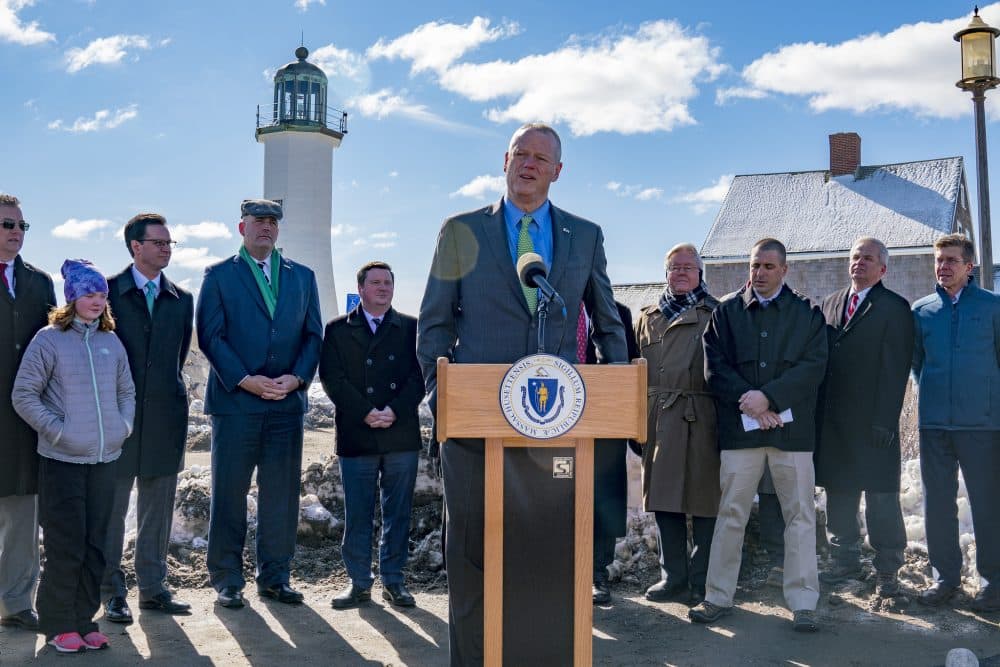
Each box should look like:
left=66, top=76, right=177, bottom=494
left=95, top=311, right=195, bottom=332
left=871, top=425, right=897, bottom=449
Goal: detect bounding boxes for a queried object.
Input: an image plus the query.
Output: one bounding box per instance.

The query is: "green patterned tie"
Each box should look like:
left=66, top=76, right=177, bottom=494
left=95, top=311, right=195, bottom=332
left=516, top=215, right=537, bottom=313
left=145, top=280, right=156, bottom=315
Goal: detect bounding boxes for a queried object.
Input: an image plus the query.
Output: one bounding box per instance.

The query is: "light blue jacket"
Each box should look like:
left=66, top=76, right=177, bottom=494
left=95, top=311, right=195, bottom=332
left=912, top=281, right=1000, bottom=430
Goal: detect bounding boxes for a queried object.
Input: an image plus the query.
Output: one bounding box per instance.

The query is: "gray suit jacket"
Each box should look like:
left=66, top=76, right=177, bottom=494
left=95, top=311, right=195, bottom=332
left=417, top=199, right=627, bottom=391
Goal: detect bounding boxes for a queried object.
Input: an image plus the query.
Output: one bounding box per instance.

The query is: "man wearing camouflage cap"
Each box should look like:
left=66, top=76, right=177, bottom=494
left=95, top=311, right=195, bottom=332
left=196, top=199, right=323, bottom=609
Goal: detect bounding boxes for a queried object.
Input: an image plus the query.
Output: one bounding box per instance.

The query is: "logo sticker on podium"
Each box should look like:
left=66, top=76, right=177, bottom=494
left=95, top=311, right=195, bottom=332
left=499, top=353, right=586, bottom=439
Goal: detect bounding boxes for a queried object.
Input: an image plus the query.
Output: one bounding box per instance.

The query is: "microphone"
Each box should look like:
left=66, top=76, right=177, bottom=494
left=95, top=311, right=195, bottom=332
left=517, top=252, right=564, bottom=308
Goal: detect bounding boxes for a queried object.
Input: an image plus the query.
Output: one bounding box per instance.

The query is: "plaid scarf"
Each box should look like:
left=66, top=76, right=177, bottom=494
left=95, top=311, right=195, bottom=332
left=658, top=280, right=709, bottom=322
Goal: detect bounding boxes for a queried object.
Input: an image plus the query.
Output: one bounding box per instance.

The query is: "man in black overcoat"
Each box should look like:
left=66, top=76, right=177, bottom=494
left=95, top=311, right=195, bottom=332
left=102, top=213, right=194, bottom=622
left=320, top=261, right=424, bottom=610
left=0, top=193, right=56, bottom=632
left=815, top=237, right=913, bottom=596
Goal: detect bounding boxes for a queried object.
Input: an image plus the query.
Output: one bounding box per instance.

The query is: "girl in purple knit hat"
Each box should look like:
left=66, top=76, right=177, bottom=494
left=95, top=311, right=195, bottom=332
left=12, top=259, right=135, bottom=653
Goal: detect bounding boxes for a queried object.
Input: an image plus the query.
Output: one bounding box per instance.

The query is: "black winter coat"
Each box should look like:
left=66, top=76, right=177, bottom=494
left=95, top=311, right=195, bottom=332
left=319, top=306, right=424, bottom=457
left=704, top=285, right=827, bottom=452
left=0, top=256, right=56, bottom=496
left=815, top=281, right=914, bottom=492
left=108, top=268, right=193, bottom=479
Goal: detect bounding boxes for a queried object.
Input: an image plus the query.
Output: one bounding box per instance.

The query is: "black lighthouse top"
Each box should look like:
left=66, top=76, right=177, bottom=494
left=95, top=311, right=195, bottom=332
left=256, top=46, right=347, bottom=139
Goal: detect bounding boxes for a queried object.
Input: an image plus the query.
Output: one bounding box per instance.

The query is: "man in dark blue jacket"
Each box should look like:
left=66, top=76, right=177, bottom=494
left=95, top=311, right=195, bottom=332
left=196, top=199, right=322, bottom=609
left=912, top=233, right=1000, bottom=613
left=319, top=261, right=423, bottom=610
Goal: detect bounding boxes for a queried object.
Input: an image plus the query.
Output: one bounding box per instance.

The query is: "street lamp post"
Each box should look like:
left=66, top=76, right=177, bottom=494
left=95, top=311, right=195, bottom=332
left=955, top=6, right=1000, bottom=291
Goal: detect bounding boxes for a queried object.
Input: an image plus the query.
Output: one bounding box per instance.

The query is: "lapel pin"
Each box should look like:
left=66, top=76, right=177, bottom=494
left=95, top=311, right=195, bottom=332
left=562, top=227, right=570, bottom=234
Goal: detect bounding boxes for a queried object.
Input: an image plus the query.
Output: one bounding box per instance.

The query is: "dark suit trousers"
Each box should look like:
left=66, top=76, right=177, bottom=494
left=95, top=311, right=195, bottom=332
left=37, top=457, right=115, bottom=639
left=920, top=429, right=1000, bottom=586
left=208, top=412, right=303, bottom=591
left=826, top=489, right=905, bottom=574
left=102, top=473, right=179, bottom=601
left=441, top=439, right=486, bottom=666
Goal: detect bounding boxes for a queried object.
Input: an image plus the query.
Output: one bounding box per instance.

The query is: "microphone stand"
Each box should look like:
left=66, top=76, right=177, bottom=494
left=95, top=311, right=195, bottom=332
left=536, top=291, right=552, bottom=354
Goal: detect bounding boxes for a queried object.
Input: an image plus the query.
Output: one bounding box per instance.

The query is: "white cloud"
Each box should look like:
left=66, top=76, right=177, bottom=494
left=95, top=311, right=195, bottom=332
left=170, top=221, right=233, bottom=243
left=369, top=231, right=397, bottom=240
left=65, top=34, right=151, bottom=73
left=436, top=20, right=725, bottom=136
left=348, top=88, right=465, bottom=129
left=52, top=218, right=112, bottom=240
left=170, top=247, right=224, bottom=271
left=331, top=223, right=359, bottom=237
left=368, top=17, right=520, bottom=75
left=451, top=175, right=506, bottom=200
left=0, top=0, right=54, bottom=46
left=606, top=181, right=662, bottom=201
left=294, top=0, right=324, bottom=10
left=672, top=174, right=734, bottom=214
left=389, top=170, right=399, bottom=178
left=310, top=44, right=370, bottom=87
left=729, top=6, right=1000, bottom=118
left=715, top=86, right=768, bottom=105
left=48, top=105, right=138, bottom=132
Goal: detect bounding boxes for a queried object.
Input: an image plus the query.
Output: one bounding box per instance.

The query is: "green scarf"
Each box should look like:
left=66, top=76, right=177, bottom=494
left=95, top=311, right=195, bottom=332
left=239, top=246, right=280, bottom=318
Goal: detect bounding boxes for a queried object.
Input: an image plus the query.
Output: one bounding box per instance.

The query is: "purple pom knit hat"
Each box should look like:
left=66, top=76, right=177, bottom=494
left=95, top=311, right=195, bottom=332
left=61, top=259, right=108, bottom=303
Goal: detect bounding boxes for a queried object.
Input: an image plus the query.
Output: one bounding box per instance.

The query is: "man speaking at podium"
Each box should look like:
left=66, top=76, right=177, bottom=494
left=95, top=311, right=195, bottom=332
left=418, top=122, right=626, bottom=665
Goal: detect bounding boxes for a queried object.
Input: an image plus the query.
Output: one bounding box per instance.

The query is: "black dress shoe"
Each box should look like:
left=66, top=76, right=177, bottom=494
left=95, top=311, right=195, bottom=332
left=592, top=580, right=611, bottom=605
left=0, top=608, right=40, bottom=631
left=331, top=584, right=371, bottom=609
left=139, top=591, right=192, bottom=614
left=918, top=583, right=959, bottom=607
left=258, top=583, right=304, bottom=604
left=104, top=597, right=133, bottom=624
left=217, top=586, right=245, bottom=609
left=382, top=584, right=416, bottom=608
left=645, top=579, right=689, bottom=602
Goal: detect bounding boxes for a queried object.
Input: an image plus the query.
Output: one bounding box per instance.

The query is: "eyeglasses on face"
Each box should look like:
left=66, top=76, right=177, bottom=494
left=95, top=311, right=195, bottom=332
left=136, top=239, right=177, bottom=249
left=667, top=265, right=699, bottom=273
left=1, top=219, right=29, bottom=231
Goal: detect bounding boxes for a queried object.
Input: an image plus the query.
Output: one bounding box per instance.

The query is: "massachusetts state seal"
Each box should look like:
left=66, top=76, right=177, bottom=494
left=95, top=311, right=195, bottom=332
left=499, top=354, right=586, bottom=439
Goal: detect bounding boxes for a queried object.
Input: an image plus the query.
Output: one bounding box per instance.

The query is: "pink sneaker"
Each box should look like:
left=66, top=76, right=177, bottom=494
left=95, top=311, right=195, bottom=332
left=82, top=631, right=110, bottom=650
left=47, top=632, right=88, bottom=653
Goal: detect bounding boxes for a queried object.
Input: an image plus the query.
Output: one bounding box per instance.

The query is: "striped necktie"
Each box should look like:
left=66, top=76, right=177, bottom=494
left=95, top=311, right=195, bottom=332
left=516, top=215, right=536, bottom=313
left=845, top=293, right=859, bottom=323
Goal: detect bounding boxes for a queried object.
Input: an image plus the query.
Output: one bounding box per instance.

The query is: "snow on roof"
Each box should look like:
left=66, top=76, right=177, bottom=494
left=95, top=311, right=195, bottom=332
left=701, top=157, right=965, bottom=258
left=613, top=282, right=666, bottom=316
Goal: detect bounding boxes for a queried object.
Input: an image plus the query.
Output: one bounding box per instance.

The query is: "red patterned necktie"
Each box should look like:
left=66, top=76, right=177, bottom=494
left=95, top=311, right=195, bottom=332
left=0, top=263, right=8, bottom=293
left=845, top=293, right=859, bottom=323
left=576, top=304, right=588, bottom=363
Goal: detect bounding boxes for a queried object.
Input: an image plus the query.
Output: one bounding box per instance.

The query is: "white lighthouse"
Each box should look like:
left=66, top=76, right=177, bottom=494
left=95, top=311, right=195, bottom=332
left=256, top=46, right=347, bottom=322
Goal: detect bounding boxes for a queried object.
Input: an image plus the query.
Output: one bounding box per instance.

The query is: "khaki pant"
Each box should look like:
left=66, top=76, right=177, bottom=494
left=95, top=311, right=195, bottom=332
left=705, top=448, right=819, bottom=611
left=0, top=493, right=39, bottom=617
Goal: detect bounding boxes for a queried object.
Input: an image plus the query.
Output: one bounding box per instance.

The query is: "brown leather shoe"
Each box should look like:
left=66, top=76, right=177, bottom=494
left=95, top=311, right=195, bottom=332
left=0, top=608, right=39, bottom=631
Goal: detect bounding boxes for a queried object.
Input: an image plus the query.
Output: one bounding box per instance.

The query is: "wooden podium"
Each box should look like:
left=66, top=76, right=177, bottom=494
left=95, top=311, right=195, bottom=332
left=436, top=357, right=647, bottom=667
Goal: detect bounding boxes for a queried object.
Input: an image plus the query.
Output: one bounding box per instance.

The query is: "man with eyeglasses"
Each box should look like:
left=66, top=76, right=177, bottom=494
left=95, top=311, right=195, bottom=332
left=101, top=213, right=193, bottom=624
left=0, top=193, right=56, bottom=633
left=912, top=233, right=1000, bottom=613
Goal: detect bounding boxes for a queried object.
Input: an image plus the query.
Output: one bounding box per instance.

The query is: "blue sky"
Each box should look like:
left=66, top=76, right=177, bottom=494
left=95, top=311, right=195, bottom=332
left=0, top=0, right=995, bottom=313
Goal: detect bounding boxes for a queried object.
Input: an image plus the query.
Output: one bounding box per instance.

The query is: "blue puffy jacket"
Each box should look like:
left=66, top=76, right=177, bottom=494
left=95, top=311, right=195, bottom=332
left=912, top=281, right=1000, bottom=430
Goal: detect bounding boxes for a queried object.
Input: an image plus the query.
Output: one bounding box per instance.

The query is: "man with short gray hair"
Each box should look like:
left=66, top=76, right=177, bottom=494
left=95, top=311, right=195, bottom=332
left=815, top=237, right=913, bottom=597
left=0, top=193, right=56, bottom=632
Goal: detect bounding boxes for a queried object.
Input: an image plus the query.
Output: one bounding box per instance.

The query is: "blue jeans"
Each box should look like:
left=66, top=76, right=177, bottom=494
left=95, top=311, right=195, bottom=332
left=920, top=429, right=1000, bottom=586
left=207, top=412, right=303, bottom=591
left=339, top=450, right=418, bottom=588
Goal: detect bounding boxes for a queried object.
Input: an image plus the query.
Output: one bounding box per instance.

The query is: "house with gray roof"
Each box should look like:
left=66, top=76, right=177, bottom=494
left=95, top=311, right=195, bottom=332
left=699, top=132, right=973, bottom=304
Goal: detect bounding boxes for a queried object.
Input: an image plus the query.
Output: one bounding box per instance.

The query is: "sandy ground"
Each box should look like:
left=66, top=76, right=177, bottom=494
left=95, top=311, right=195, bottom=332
left=3, top=583, right=1000, bottom=666
left=4, top=431, right=1000, bottom=665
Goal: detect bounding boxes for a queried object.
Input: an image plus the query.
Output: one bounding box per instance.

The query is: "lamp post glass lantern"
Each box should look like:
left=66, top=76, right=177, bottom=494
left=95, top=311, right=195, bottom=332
left=955, top=6, right=1000, bottom=290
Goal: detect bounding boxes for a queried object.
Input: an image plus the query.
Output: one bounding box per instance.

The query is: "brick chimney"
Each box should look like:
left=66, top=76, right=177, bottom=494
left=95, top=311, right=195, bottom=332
left=829, top=132, right=861, bottom=176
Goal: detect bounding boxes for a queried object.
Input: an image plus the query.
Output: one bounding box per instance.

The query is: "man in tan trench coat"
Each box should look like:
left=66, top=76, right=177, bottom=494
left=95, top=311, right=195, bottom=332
left=635, top=243, right=720, bottom=606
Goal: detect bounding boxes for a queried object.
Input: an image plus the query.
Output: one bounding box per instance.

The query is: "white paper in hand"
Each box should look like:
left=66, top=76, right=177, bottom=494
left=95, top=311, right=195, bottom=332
left=741, top=409, right=794, bottom=432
